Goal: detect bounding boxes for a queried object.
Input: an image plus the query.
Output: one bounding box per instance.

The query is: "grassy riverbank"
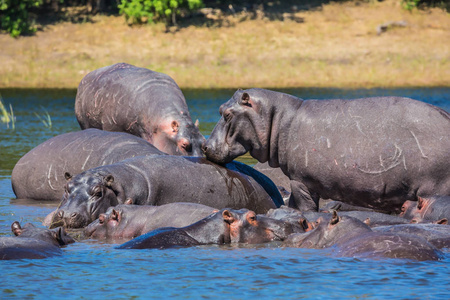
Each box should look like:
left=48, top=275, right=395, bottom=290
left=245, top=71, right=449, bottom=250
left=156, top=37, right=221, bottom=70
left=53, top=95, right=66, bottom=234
left=1, top=0, right=449, bottom=89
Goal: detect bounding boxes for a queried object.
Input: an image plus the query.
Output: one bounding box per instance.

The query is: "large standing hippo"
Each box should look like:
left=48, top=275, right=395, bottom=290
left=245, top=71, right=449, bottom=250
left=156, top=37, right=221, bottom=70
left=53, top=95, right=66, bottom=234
left=75, top=63, right=205, bottom=156
left=283, top=212, right=443, bottom=261
left=0, top=222, right=75, bottom=260
left=50, top=155, right=283, bottom=229
left=11, top=129, right=165, bottom=201
left=85, top=203, right=217, bottom=242
left=117, top=208, right=294, bottom=249
left=204, top=88, right=450, bottom=213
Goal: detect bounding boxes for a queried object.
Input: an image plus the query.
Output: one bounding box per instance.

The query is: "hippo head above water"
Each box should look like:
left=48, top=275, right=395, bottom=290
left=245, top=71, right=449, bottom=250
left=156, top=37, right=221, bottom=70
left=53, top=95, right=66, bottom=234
left=12, top=221, right=75, bottom=246
left=49, top=171, right=131, bottom=229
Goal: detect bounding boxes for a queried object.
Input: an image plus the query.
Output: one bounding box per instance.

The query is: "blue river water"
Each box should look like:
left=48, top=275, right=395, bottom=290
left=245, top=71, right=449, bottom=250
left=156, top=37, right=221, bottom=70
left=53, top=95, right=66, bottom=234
left=0, top=87, right=449, bottom=299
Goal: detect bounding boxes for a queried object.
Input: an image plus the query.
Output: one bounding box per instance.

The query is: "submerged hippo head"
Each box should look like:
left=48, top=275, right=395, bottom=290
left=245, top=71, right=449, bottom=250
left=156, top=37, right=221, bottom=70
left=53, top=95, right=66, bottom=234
left=143, top=116, right=205, bottom=157
left=283, top=212, right=372, bottom=249
left=50, top=171, right=130, bottom=229
left=84, top=206, right=132, bottom=240
left=12, top=221, right=75, bottom=246
left=226, top=209, right=294, bottom=244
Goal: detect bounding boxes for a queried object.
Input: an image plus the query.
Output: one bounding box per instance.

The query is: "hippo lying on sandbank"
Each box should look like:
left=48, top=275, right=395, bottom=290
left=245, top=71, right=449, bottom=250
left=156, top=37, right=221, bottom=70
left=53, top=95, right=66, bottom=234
left=11, top=129, right=165, bottom=201
left=75, top=63, right=205, bottom=156
left=117, top=208, right=294, bottom=249
left=0, top=222, right=74, bottom=260
left=204, top=88, right=450, bottom=213
left=50, top=155, right=283, bottom=229
left=85, top=203, right=217, bottom=242
left=283, top=212, right=443, bottom=261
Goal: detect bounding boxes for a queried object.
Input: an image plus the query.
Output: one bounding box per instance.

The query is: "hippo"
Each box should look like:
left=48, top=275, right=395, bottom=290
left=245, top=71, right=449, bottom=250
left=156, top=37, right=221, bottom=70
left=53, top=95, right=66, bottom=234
left=0, top=222, right=75, bottom=260
left=373, top=223, right=450, bottom=249
left=50, top=155, right=282, bottom=229
left=204, top=88, right=450, bottom=213
left=283, top=212, right=443, bottom=261
left=117, top=208, right=294, bottom=249
left=85, top=203, right=217, bottom=242
left=409, top=196, right=449, bottom=224
left=11, top=129, right=165, bottom=201
left=75, top=63, right=205, bottom=156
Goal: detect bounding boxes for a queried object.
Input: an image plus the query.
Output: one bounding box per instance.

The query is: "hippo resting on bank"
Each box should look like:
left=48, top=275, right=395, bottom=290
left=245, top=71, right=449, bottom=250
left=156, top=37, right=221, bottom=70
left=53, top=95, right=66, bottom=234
left=204, top=88, right=450, bottom=213
left=117, top=208, right=294, bottom=249
left=50, top=155, right=283, bottom=229
left=283, top=212, right=443, bottom=261
left=0, top=222, right=74, bottom=260
left=399, top=196, right=450, bottom=224
left=75, top=63, right=205, bottom=156
left=85, top=203, right=217, bottom=242
left=11, top=129, right=165, bottom=201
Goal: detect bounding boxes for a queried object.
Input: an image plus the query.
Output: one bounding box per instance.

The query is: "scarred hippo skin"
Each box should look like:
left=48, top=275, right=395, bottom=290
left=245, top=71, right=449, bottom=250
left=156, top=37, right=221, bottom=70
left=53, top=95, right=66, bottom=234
left=11, top=129, right=165, bottom=201
left=50, top=155, right=280, bottom=229
left=117, top=208, right=294, bottom=249
left=75, top=63, right=205, bottom=156
left=283, top=212, right=443, bottom=261
left=0, top=222, right=75, bottom=260
left=85, top=203, right=217, bottom=242
left=373, top=224, right=450, bottom=249
left=407, top=196, right=449, bottom=224
left=203, top=88, right=450, bottom=213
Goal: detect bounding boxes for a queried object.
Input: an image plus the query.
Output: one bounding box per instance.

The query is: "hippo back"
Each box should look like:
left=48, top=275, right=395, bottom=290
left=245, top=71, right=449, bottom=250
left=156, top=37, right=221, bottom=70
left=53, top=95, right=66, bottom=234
left=11, top=129, right=165, bottom=201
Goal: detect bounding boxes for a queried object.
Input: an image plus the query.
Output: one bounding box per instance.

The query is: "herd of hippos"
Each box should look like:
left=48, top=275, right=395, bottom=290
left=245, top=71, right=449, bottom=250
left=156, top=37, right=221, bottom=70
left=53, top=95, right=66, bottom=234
left=2, top=62, right=450, bottom=261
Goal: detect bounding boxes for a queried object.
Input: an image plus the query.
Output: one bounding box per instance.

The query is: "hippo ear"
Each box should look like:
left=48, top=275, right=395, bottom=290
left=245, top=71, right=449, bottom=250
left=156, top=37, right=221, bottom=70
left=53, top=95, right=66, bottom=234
left=299, top=218, right=314, bottom=232
left=104, top=174, right=114, bottom=186
left=435, top=218, right=448, bottom=225
left=64, top=172, right=73, bottom=181
left=363, top=218, right=371, bottom=226
left=103, top=174, right=126, bottom=204
left=125, top=198, right=133, bottom=205
left=111, top=209, right=120, bottom=222
left=222, top=210, right=235, bottom=224
left=11, top=221, right=23, bottom=236
left=195, top=119, right=200, bottom=128
left=99, top=214, right=106, bottom=224
left=330, top=211, right=340, bottom=225
left=171, top=121, right=179, bottom=132
left=417, top=197, right=425, bottom=210
left=241, top=92, right=251, bottom=106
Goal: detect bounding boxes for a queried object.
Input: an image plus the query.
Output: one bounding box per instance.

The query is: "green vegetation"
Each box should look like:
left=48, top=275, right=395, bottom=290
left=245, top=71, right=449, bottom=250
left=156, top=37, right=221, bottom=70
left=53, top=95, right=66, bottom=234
left=0, top=0, right=42, bottom=37
left=34, top=106, right=52, bottom=128
left=0, top=95, right=15, bottom=129
left=1, top=0, right=448, bottom=37
left=118, top=0, right=203, bottom=25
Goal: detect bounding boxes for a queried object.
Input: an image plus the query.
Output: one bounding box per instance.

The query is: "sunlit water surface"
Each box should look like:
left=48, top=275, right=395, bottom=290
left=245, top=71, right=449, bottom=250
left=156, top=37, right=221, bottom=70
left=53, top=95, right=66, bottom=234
left=1, top=88, right=449, bottom=298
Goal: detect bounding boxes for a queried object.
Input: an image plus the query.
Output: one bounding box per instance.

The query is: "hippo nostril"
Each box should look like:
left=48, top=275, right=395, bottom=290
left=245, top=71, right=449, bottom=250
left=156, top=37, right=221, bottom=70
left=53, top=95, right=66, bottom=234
left=70, top=212, right=78, bottom=219
left=58, top=211, right=64, bottom=218
left=202, top=144, right=207, bottom=154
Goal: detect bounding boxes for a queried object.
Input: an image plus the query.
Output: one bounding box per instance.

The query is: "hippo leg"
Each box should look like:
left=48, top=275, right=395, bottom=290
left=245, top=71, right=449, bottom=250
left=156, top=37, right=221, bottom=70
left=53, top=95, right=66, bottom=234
left=288, top=180, right=318, bottom=212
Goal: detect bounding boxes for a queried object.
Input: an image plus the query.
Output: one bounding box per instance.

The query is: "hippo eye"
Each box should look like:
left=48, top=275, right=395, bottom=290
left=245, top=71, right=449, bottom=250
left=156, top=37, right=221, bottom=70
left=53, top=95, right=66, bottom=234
left=91, top=187, right=103, bottom=198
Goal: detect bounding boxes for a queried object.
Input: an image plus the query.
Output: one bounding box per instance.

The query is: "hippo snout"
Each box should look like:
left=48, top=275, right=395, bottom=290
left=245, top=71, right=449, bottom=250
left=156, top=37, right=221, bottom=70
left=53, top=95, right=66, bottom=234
left=50, top=210, right=86, bottom=229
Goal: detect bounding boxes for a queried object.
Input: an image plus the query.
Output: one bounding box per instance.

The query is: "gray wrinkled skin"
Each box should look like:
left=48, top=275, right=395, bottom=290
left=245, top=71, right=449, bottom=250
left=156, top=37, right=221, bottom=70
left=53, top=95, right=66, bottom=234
left=51, top=155, right=278, bottom=229
left=85, top=203, right=217, bottom=242
left=283, top=213, right=443, bottom=261
left=204, top=88, right=450, bottom=213
left=117, top=208, right=294, bottom=249
left=75, top=63, right=205, bottom=156
left=11, top=129, right=165, bottom=201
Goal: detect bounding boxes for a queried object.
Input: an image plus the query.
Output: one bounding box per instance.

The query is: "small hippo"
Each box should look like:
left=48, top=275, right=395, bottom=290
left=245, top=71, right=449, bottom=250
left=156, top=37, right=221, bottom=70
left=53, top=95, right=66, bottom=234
left=85, top=203, right=217, bottom=242
left=11, top=129, right=165, bottom=201
left=50, top=155, right=282, bottom=229
left=117, top=208, right=294, bottom=249
left=204, top=88, right=450, bottom=213
left=75, top=63, right=205, bottom=156
left=0, top=222, right=75, bottom=260
left=283, top=212, right=443, bottom=261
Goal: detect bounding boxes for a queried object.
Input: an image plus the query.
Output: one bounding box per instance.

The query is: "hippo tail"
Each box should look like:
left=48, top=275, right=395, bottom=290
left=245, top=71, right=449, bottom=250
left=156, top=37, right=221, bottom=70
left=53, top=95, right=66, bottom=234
left=225, top=161, right=284, bottom=208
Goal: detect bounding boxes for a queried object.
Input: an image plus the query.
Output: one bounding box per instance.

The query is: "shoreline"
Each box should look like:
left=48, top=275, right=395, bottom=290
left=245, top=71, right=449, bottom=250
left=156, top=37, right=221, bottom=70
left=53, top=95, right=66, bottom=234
left=1, top=0, right=449, bottom=89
